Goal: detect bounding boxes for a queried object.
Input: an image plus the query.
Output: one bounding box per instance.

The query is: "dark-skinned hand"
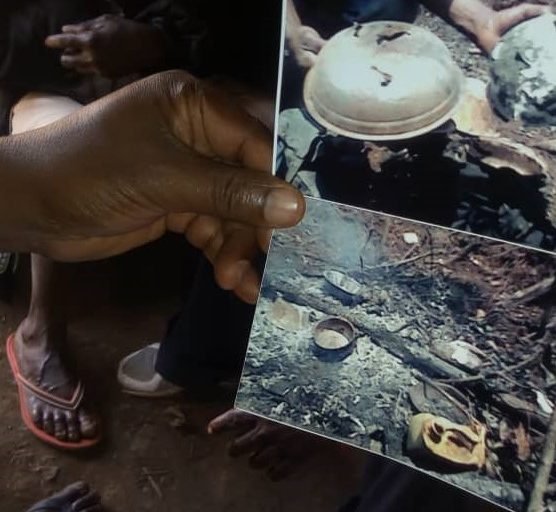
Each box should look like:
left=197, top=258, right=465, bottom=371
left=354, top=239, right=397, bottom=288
left=208, top=409, right=327, bottom=481
left=4, top=71, right=305, bottom=303
left=45, top=13, right=166, bottom=78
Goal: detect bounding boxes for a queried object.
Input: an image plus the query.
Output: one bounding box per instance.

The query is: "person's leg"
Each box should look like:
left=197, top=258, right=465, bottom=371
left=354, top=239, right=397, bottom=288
left=348, top=455, right=501, bottom=512
left=26, top=482, right=101, bottom=512
left=9, top=93, right=98, bottom=444
left=121, top=252, right=328, bottom=478
left=118, top=80, right=275, bottom=396
left=118, top=252, right=257, bottom=396
left=155, top=255, right=255, bottom=390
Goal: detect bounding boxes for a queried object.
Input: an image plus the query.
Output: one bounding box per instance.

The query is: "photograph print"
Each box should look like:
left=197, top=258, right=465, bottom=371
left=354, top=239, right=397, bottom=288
left=236, top=196, right=556, bottom=512
left=276, top=0, right=556, bottom=253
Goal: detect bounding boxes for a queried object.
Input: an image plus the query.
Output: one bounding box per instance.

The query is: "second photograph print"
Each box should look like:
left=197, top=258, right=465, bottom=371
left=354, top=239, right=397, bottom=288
left=237, top=197, right=556, bottom=512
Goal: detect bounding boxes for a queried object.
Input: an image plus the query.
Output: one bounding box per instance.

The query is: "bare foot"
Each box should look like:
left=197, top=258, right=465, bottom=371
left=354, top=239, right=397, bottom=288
left=27, top=481, right=102, bottom=511
left=14, top=318, right=98, bottom=443
left=208, top=409, right=328, bottom=480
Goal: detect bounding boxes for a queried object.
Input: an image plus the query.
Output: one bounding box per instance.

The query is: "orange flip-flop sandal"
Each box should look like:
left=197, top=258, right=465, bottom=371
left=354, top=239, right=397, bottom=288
left=6, top=333, right=101, bottom=450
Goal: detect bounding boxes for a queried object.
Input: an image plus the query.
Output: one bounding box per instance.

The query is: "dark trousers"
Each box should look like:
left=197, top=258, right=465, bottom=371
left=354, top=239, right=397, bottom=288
left=155, top=256, right=255, bottom=390
left=342, top=455, right=503, bottom=512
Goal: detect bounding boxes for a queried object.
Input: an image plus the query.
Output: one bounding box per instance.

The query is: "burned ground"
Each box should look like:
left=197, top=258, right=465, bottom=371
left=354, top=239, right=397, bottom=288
left=236, top=198, right=556, bottom=511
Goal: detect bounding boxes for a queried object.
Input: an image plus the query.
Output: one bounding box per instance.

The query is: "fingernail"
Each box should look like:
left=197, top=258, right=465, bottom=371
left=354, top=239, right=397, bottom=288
left=264, top=188, right=302, bottom=226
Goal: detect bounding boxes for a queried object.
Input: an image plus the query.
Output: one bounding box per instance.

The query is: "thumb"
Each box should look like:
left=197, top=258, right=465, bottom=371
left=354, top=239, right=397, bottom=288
left=145, top=71, right=306, bottom=227
left=155, top=154, right=305, bottom=228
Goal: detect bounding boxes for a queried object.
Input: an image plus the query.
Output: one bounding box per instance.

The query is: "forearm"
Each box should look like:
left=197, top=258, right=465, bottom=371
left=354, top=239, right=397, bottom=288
left=420, top=0, right=494, bottom=45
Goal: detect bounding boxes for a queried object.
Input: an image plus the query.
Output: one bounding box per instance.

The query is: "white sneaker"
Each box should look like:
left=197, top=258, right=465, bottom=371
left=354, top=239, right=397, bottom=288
left=117, top=343, right=183, bottom=398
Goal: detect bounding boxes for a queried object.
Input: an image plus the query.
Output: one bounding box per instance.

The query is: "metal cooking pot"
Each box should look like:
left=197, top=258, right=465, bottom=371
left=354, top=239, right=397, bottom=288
left=303, top=21, right=464, bottom=141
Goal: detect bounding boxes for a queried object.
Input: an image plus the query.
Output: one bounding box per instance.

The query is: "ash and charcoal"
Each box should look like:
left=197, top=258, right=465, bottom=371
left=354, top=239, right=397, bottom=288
left=236, top=198, right=556, bottom=511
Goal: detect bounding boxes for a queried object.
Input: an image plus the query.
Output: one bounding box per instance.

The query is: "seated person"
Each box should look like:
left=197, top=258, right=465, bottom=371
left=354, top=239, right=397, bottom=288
left=281, top=0, right=548, bottom=107
left=2, top=0, right=275, bottom=450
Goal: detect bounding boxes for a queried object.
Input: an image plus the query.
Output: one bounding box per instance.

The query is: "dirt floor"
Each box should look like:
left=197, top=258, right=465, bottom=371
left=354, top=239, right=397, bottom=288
left=0, top=237, right=366, bottom=512
left=237, top=198, right=556, bottom=511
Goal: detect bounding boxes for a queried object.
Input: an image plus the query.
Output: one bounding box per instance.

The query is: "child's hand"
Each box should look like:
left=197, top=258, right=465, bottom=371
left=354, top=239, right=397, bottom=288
left=45, top=14, right=166, bottom=78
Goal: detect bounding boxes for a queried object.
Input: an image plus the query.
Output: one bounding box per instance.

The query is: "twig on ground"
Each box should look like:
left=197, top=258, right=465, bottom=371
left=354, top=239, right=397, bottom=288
left=441, top=242, right=480, bottom=266
left=142, top=467, right=163, bottom=500
left=498, top=277, right=555, bottom=307
left=389, top=319, right=433, bottom=346
left=417, top=375, right=476, bottom=422
left=396, top=243, right=419, bottom=267
left=404, top=290, right=450, bottom=324
left=394, top=389, right=404, bottom=422
left=363, top=251, right=434, bottom=272
left=141, top=469, right=169, bottom=477
left=380, top=217, right=391, bottom=249
left=526, top=407, right=556, bottom=512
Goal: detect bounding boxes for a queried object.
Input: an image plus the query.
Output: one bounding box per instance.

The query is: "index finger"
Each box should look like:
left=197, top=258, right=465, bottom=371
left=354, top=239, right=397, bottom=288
left=207, top=409, right=258, bottom=435
left=45, top=33, right=88, bottom=50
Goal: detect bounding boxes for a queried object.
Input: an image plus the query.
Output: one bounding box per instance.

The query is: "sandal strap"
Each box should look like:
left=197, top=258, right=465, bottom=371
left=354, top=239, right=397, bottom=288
left=17, top=375, right=84, bottom=412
